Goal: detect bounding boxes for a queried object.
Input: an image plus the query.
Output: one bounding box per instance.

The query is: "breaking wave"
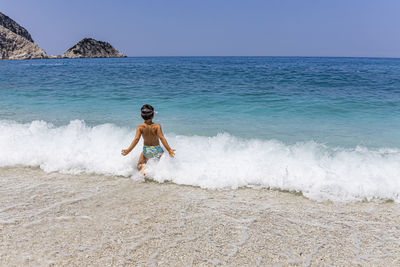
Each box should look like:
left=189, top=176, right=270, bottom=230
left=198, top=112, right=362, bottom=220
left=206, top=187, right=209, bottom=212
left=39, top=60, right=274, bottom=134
left=1, top=120, right=400, bottom=202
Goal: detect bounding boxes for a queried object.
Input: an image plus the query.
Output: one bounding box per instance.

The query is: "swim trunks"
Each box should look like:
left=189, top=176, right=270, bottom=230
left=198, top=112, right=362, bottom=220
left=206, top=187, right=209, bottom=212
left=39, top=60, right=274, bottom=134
left=143, top=145, right=164, bottom=159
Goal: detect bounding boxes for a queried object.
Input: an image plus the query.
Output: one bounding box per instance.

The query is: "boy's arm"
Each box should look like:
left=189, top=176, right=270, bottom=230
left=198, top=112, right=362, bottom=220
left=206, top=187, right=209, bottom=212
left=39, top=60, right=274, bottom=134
left=121, top=126, right=141, bottom=156
left=157, top=125, right=175, bottom=157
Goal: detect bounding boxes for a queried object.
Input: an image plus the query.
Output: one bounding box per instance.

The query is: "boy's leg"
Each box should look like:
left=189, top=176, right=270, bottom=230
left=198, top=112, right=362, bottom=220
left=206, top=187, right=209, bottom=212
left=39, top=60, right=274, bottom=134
left=137, top=153, right=148, bottom=175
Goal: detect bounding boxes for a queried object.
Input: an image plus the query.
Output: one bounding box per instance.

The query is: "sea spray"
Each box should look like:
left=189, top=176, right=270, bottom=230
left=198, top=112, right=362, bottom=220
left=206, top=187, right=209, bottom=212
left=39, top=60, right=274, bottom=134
left=1, top=120, right=400, bottom=202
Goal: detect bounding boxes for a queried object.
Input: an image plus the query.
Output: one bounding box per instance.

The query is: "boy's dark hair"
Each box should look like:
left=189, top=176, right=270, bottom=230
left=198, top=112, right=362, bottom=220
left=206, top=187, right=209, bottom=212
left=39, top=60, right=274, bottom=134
left=141, top=104, right=154, bottom=120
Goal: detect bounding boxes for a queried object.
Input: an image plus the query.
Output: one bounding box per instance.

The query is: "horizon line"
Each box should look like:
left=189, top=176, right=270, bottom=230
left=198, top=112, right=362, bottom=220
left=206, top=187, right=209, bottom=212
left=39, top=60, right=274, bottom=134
left=47, top=55, right=400, bottom=60
left=124, top=55, right=400, bottom=59
left=2, top=55, right=400, bottom=62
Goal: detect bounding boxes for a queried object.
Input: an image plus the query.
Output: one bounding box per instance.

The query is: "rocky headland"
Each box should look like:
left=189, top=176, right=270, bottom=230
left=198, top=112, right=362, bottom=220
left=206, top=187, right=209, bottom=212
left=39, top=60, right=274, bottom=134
left=0, top=12, right=46, bottom=60
left=0, top=12, right=126, bottom=60
left=61, top=38, right=126, bottom=58
left=0, top=12, right=33, bottom=42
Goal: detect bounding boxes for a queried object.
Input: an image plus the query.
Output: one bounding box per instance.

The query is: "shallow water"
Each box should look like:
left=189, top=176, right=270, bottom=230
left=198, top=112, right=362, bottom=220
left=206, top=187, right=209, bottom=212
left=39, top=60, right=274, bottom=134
left=1, top=57, right=400, bottom=202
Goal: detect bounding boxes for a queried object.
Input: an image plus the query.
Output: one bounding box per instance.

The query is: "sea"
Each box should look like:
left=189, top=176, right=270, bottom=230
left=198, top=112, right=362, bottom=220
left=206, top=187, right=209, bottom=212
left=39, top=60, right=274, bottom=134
left=1, top=56, right=400, bottom=202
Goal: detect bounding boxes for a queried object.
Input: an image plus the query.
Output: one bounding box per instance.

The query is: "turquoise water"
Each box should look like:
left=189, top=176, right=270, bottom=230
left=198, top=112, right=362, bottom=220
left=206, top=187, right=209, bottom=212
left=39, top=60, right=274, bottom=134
left=1, top=57, right=400, bottom=202
left=1, top=57, right=400, bottom=147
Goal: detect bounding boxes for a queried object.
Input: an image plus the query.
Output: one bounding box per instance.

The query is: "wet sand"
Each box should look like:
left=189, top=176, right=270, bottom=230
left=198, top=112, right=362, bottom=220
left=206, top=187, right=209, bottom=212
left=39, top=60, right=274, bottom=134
left=1, top=167, right=399, bottom=266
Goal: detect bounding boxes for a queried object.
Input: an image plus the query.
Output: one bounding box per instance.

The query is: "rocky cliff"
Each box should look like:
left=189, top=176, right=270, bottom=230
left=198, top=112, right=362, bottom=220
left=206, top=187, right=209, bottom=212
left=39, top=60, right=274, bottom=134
left=0, top=12, right=46, bottom=60
left=0, top=12, right=33, bottom=42
left=0, top=25, right=46, bottom=60
left=61, top=38, right=126, bottom=58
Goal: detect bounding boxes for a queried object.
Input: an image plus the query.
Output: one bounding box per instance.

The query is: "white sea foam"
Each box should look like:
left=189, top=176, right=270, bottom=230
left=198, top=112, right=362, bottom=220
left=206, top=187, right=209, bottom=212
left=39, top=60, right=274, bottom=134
left=1, top=120, right=400, bottom=203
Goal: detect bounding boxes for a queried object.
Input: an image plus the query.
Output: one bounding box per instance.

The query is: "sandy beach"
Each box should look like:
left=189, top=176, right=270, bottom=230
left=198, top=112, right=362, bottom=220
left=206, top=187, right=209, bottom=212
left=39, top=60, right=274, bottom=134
left=1, top=167, right=399, bottom=266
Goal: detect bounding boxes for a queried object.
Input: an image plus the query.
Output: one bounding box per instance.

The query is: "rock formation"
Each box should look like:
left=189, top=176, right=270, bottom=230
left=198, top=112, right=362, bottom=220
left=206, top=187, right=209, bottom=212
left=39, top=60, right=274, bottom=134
left=0, top=12, right=33, bottom=42
left=0, top=25, right=47, bottom=60
left=0, top=12, right=126, bottom=60
left=61, top=38, right=126, bottom=58
left=0, top=12, right=46, bottom=60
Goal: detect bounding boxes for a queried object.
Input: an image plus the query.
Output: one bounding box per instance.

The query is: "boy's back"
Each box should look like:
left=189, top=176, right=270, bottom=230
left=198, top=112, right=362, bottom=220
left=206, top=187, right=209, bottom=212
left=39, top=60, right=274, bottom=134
left=139, top=122, right=161, bottom=146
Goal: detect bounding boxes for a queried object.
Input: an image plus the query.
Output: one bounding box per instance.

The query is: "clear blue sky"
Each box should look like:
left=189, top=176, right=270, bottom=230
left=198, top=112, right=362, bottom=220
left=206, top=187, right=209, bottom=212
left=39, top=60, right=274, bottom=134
left=2, top=0, right=400, bottom=57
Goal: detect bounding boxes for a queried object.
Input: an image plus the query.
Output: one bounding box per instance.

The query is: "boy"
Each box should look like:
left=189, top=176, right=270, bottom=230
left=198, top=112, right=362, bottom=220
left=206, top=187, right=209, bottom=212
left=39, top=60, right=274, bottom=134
left=121, top=104, right=175, bottom=175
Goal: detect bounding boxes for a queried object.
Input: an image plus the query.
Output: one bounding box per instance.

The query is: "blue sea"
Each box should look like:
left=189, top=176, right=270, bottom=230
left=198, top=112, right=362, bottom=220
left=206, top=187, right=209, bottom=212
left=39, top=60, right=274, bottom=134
left=1, top=57, right=400, bottom=202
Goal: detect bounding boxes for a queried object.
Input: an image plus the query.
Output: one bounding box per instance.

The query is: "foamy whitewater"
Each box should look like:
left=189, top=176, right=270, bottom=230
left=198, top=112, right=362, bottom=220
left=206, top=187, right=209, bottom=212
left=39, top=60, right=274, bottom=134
left=1, top=119, right=399, bottom=202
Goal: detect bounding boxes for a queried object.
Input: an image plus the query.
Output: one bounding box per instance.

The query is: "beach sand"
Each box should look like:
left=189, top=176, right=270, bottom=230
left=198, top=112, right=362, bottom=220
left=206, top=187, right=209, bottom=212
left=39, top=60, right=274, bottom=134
left=1, top=167, right=399, bottom=266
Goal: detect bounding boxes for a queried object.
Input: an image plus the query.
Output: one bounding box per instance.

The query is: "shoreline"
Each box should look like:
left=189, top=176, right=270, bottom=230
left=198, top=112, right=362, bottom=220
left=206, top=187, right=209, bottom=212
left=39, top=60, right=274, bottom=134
left=1, top=167, right=399, bottom=266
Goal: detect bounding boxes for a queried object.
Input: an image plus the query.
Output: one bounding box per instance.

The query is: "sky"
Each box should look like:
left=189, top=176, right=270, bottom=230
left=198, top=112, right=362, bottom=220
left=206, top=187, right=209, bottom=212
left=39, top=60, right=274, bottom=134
left=2, top=0, right=400, bottom=57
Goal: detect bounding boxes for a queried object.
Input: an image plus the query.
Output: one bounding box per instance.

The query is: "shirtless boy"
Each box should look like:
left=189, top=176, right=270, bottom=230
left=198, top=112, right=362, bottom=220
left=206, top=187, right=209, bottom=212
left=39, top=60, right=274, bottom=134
left=121, top=104, right=175, bottom=174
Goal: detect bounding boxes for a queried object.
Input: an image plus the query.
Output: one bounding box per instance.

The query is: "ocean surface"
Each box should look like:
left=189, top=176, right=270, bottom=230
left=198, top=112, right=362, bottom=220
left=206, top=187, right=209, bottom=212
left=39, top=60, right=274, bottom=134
left=1, top=57, right=400, bottom=202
